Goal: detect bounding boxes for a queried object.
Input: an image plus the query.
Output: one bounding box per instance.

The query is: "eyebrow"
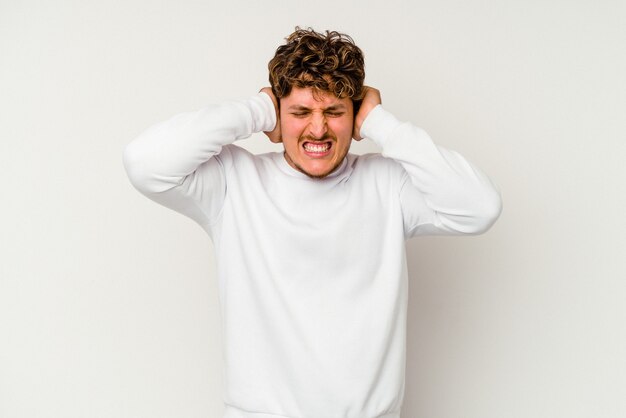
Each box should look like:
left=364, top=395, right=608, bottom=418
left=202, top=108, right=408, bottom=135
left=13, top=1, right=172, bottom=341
left=287, top=104, right=348, bottom=111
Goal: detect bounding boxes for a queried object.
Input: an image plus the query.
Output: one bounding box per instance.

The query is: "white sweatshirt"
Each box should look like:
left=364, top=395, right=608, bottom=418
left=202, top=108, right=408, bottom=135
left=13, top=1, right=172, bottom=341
left=123, top=92, right=502, bottom=418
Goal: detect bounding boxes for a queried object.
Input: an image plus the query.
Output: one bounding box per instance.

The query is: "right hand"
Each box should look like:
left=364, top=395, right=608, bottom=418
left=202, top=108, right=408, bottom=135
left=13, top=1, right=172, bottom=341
left=260, top=87, right=282, bottom=143
left=353, top=86, right=382, bottom=141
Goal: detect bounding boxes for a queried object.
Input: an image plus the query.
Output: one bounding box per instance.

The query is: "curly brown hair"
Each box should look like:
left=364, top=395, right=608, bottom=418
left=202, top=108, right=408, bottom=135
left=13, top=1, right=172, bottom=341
left=268, top=27, right=365, bottom=108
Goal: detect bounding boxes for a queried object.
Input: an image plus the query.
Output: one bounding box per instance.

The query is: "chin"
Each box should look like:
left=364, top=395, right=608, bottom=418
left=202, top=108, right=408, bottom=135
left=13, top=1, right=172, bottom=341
left=303, top=170, right=332, bottom=179
left=284, top=147, right=348, bottom=179
left=297, top=161, right=340, bottom=179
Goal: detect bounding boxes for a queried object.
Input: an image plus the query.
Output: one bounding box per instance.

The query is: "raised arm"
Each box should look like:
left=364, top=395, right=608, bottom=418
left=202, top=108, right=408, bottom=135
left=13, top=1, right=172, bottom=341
left=356, top=87, right=502, bottom=237
left=122, top=92, right=276, bottom=229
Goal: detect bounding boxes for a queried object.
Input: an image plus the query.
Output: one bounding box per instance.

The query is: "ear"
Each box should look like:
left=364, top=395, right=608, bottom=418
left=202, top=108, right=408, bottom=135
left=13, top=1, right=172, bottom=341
left=351, top=99, right=361, bottom=141
left=352, top=98, right=362, bottom=118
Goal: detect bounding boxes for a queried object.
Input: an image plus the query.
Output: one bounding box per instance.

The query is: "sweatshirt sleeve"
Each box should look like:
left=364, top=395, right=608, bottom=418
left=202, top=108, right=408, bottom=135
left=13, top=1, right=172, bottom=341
left=122, top=92, right=276, bottom=229
left=360, top=104, right=502, bottom=237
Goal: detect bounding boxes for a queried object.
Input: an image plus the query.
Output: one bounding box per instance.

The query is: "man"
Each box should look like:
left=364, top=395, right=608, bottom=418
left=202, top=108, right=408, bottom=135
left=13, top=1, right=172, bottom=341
left=123, top=28, right=502, bottom=418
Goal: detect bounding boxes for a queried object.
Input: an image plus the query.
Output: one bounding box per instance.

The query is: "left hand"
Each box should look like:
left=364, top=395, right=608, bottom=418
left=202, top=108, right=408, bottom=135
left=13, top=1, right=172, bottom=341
left=259, top=87, right=282, bottom=143
left=353, top=86, right=382, bottom=141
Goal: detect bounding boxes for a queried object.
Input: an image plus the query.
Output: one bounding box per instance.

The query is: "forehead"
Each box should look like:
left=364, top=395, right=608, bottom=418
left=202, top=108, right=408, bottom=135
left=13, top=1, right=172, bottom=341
left=282, top=87, right=352, bottom=109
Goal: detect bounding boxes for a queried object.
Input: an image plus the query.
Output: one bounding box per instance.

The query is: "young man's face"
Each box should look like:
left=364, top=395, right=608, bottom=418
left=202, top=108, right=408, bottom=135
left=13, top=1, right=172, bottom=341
left=279, top=87, right=354, bottom=179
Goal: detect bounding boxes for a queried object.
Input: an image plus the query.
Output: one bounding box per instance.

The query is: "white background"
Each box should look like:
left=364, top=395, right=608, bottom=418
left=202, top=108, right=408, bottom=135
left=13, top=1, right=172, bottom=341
left=1, top=0, right=624, bottom=417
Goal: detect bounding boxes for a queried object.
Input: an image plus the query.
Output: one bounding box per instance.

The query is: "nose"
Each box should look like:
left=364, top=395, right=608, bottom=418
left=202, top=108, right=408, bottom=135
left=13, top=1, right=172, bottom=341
left=307, top=112, right=328, bottom=139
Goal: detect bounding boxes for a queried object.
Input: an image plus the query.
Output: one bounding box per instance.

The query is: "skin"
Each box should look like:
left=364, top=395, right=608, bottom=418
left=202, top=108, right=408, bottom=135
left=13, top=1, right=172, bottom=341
left=261, top=85, right=382, bottom=179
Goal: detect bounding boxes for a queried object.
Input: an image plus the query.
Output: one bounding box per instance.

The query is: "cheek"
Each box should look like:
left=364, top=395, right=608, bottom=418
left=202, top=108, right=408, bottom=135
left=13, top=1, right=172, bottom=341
left=280, top=121, right=304, bottom=152
left=330, top=119, right=354, bottom=141
left=281, top=119, right=306, bottom=138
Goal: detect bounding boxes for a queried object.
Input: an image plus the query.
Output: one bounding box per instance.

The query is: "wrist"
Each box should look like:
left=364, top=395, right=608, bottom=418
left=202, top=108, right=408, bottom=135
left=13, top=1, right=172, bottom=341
left=247, top=92, right=277, bottom=133
left=359, top=105, right=401, bottom=147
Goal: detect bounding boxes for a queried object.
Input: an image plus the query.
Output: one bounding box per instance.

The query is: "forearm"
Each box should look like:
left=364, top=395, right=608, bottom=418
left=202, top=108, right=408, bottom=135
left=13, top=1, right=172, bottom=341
left=361, top=105, right=502, bottom=234
left=122, top=92, right=276, bottom=194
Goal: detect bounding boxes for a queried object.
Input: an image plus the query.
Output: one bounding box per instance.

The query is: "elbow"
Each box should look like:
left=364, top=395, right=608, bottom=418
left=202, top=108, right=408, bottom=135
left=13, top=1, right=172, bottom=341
left=122, top=141, right=184, bottom=195
left=122, top=141, right=154, bottom=194
left=469, top=188, right=503, bottom=235
left=122, top=142, right=141, bottom=185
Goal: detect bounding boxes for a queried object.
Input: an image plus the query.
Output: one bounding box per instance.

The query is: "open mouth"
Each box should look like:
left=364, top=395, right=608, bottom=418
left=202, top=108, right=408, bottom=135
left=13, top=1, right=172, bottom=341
left=302, top=141, right=332, bottom=157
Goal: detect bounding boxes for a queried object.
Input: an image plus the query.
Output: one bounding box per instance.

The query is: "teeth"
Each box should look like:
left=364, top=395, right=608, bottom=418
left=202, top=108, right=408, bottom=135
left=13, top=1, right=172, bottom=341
left=304, top=143, right=330, bottom=153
